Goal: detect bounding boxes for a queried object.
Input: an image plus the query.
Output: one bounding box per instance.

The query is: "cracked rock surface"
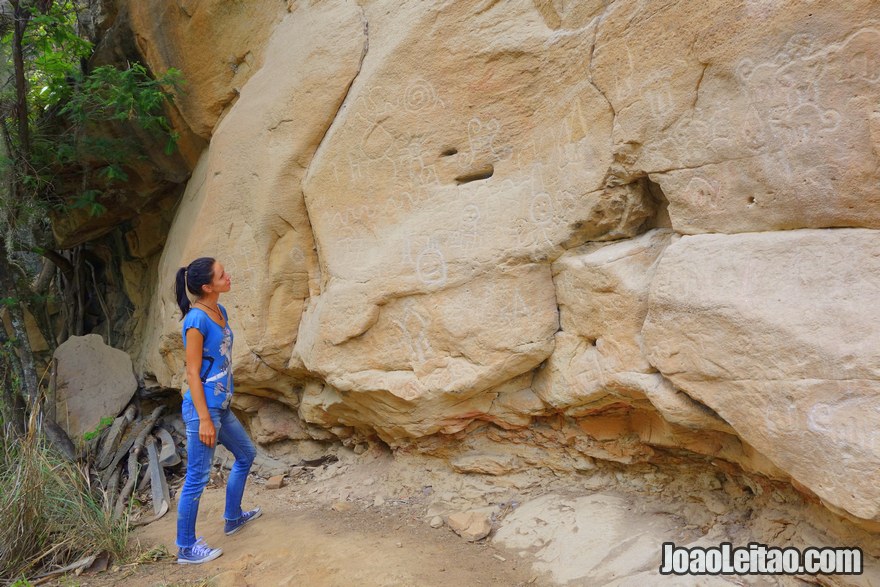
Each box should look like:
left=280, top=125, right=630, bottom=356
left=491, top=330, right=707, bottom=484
left=129, top=0, right=880, bottom=529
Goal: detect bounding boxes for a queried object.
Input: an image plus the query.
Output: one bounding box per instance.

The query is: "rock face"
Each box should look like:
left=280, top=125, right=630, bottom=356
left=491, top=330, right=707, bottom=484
left=125, top=0, right=287, bottom=140
left=138, top=0, right=366, bottom=401
left=128, top=0, right=880, bottom=524
left=592, top=1, right=880, bottom=234
left=643, top=230, right=880, bottom=521
left=54, top=334, right=137, bottom=438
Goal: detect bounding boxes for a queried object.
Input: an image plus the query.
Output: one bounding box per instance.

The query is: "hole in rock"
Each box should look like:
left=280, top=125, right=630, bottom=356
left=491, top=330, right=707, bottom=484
left=441, top=148, right=458, bottom=157
left=640, top=176, right=671, bottom=230
left=454, top=165, right=494, bottom=185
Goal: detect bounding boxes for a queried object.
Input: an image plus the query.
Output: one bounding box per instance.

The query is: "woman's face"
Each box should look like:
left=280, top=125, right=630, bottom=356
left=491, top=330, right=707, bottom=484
left=205, top=261, right=232, bottom=294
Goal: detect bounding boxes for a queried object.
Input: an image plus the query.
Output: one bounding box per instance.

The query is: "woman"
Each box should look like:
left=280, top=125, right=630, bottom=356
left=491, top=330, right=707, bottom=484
left=173, top=257, right=261, bottom=564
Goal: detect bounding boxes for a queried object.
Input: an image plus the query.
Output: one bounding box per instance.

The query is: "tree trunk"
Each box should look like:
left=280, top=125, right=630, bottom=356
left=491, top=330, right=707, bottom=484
left=39, top=249, right=75, bottom=283
left=0, top=325, right=26, bottom=433
left=0, top=247, right=40, bottom=409
left=10, top=0, right=31, bottom=160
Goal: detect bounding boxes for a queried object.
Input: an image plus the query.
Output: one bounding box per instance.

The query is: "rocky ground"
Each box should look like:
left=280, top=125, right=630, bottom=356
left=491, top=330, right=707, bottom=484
left=55, top=446, right=880, bottom=586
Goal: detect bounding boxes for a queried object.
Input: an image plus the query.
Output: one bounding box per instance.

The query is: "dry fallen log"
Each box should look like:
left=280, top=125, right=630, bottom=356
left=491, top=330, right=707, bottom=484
left=32, top=554, right=97, bottom=584
left=105, top=465, right=121, bottom=507
left=112, top=407, right=163, bottom=519
left=137, top=460, right=153, bottom=493
left=145, top=434, right=171, bottom=516
left=113, top=449, right=140, bottom=520
left=101, top=406, right=163, bottom=488
left=96, top=404, right=137, bottom=470
left=155, top=427, right=180, bottom=467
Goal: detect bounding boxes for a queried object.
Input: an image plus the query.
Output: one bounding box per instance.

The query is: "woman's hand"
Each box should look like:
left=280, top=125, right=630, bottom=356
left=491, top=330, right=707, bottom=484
left=199, top=418, right=217, bottom=448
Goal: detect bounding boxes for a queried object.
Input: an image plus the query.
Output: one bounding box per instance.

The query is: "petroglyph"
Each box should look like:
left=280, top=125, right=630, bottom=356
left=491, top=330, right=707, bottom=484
left=392, top=300, right=433, bottom=365
left=343, top=80, right=447, bottom=185
left=499, top=289, right=531, bottom=327
left=683, top=177, right=718, bottom=210
left=734, top=30, right=878, bottom=151
left=458, top=117, right=513, bottom=168
left=838, top=29, right=880, bottom=85
left=403, top=78, right=446, bottom=112
left=808, top=399, right=880, bottom=456
left=456, top=204, right=481, bottom=252
left=416, top=239, right=448, bottom=287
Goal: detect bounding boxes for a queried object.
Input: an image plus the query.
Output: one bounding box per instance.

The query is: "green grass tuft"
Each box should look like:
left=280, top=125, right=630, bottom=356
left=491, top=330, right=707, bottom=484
left=0, top=425, right=131, bottom=582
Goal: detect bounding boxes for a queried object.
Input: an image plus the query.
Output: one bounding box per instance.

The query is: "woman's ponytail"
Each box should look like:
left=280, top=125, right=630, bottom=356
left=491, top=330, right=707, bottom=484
left=173, top=257, right=216, bottom=320
left=175, top=267, right=191, bottom=318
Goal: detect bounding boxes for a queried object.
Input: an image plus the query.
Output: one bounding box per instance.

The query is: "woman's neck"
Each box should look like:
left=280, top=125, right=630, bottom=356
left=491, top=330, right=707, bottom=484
left=197, top=293, right=220, bottom=308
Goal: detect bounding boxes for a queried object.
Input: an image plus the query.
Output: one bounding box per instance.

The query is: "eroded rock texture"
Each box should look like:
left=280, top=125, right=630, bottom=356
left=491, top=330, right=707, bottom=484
left=129, top=0, right=880, bottom=523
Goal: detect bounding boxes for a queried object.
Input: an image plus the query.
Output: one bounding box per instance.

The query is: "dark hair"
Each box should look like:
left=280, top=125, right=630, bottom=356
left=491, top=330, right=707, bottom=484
left=174, top=257, right=216, bottom=319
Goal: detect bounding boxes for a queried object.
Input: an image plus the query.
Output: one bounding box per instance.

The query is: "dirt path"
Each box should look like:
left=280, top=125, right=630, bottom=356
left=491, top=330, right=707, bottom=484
left=49, top=447, right=880, bottom=586
left=83, top=481, right=543, bottom=587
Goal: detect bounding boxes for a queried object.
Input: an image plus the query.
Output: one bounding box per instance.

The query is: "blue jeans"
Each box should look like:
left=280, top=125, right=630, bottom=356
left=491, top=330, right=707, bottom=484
left=176, top=399, right=256, bottom=548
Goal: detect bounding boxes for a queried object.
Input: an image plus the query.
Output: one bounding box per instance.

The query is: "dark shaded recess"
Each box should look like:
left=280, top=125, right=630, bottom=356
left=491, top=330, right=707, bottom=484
left=455, top=165, right=494, bottom=185
left=639, top=176, right=672, bottom=231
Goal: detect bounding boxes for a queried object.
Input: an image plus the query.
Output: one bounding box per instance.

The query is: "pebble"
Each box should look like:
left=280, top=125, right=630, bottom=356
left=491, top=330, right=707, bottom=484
left=266, top=474, right=286, bottom=490
left=447, top=510, right=492, bottom=541
left=430, top=516, right=444, bottom=528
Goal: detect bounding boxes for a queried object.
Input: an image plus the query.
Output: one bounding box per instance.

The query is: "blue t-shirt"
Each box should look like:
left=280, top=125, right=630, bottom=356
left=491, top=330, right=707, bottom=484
left=182, top=304, right=234, bottom=410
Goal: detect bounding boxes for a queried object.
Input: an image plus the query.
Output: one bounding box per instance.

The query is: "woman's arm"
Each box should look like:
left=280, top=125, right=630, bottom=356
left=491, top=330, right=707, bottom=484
left=185, top=327, right=216, bottom=447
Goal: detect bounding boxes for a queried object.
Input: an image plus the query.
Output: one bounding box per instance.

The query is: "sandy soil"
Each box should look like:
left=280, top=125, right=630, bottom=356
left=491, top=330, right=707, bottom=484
left=64, top=449, right=548, bottom=587
left=93, top=485, right=541, bottom=587
left=42, top=445, right=880, bottom=587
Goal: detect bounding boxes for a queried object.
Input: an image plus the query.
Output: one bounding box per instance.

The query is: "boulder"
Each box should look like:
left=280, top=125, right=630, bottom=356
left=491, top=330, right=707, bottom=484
left=295, top=264, right=558, bottom=439
left=54, top=334, right=137, bottom=438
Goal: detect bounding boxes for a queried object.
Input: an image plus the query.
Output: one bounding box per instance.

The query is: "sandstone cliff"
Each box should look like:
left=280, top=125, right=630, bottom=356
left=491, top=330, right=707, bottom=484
left=117, top=0, right=880, bottom=527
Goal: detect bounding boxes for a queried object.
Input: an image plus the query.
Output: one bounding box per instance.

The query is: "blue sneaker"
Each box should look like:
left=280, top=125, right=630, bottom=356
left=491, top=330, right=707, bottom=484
left=224, top=507, right=263, bottom=535
left=177, top=537, right=222, bottom=565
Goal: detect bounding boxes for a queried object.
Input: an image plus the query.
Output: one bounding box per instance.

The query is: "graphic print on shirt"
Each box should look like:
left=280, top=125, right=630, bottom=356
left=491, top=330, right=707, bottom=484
left=182, top=306, right=235, bottom=410
left=204, top=325, right=233, bottom=408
